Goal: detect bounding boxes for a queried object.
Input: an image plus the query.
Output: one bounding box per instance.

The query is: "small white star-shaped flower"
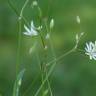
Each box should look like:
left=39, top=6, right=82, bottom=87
left=23, top=21, right=38, bottom=36
left=85, top=41, right=96, bottom=60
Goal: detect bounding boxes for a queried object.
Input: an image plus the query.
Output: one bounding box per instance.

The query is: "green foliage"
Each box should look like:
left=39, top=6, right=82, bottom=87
left=0, top=0, right=96, bottom=96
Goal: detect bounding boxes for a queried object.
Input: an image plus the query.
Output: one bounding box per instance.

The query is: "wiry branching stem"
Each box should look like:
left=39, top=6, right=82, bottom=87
left=16, top=0, right=29, bottom=75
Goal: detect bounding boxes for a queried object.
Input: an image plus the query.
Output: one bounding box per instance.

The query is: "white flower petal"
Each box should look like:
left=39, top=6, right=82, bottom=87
left=23, top=32, right=31, bottom=36
left=95, top=41, right=96, bottom=46
left=86, top=43, right=90, bottom=51
left=89, top=42, right=94, bottom=50
left=85, top=47, right=89, bottom=52
left=92, top=56, right=96, bottom=60
left=31, top=21, right=35, bottom=29
left=24, top=25, right=31, bottom=33
left=31, top=29, right=38, bottom=35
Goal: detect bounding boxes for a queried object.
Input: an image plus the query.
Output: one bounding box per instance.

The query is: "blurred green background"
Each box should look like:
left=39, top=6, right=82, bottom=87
left=1, top=0, right=96, bottom=96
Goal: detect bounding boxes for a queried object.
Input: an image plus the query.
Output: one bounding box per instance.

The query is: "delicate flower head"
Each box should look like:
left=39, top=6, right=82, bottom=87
left=76, top=16, right=80, bottom=24
left=85, top=41, right=96, bottom=60
left=23, top=21, right=38, bottom=36
left=50, top=19, right=54, bottom=29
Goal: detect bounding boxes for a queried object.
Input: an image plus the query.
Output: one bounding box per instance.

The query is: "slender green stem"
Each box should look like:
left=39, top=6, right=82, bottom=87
left=44, top=19, right=56, bottom=67
left=44, top=20, right=54, bottom=96
left=39, top=32, right=46, bottom=49
left=22, top=44, right=78, bottom=96
left=37, top=5, right=46, bottom=49
left=77, top=48, right=85, bottom=53
left=31, top=2, right=53, bottom=95
left=8, top=0, right=29, bottom=96
left=19, top=0, right=29, bottom=19
left=34, top=46, right=76, bottom=96
left=23, top=45, right=42, bottom=96
left=35, top=4, right=48, bottom=96
left=37, top=6, right=42, bottom=19
left=45, top=66, right=53, bottom=96
left=16, top=19, right=22, bottom=75
left=8, top=0, right=19, bottom=16
left=23, top=73, right=40, bottom=96
left=32, top=3, right=45, bottom=49
left=16, top=0, right=29, bottom=75
left=8, top=0, right=29, bottom=26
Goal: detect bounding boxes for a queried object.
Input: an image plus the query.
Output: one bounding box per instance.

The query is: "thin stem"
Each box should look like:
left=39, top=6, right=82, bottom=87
left=16, top=0, right=29, bottom=75
left=23, top=73, right=40, bottom=96
left=44, top=19, right=56, bottom=67
left=37, top=6, right=42, bottom=19
left=45, top=66, right=53, bottom=96
left=8, top=0, right=29, bottom=26
left=44, top=20, right=54, bottom=96
left=46, top=0, right=53, bottom=17
left=16, top=19, right=22, bottom=75
left=34, top=4, right=48, bottom=95
left=34, top=47, right=76, bottom=96
left=37, top=6, right=46, bottom=50
left=77, top=48, right=85, bottom=53
left=23, top=44, right=43, bottom=96
left=8, top=0, right=19, bottom=16
left=32, top=4, right=45, bottom=49
left=39, top=32, right=46, bottom=49
left=19, top=0, right=29, bottom=19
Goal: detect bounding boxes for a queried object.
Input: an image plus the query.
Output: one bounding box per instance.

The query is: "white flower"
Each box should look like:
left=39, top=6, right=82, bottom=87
left=23, top=21, right=38, bottom=36
left=76, top=16, right=80, bottom=24
left=50, top=19, right=54, bottom=29
left=85, top=41, right=96, bottom=60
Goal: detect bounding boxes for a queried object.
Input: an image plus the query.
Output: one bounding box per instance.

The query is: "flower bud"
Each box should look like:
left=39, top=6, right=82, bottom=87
left=32, top=1, right=38, bottom=7
left=50, top=19, right=54, bottom=29
left=76, top=16, right=80, bottom=24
